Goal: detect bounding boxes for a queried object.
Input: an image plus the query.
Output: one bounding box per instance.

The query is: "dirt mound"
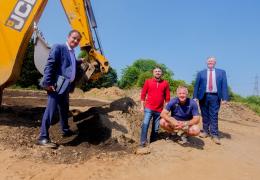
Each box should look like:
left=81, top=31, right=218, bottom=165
left=70, top=87, right=126, bottom=100
left=219, top=102, right=260, bottom=124
left=0, top=91, right=142, bottom=164
left=1, top=88, right=260, bottom=179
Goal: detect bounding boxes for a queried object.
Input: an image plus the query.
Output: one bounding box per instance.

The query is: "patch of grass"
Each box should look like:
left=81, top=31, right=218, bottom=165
left=245, top=103, right=260, bottom=115
left=230, top=93, right=260, bottom=115
left=244, top=96, right=260, bottom=115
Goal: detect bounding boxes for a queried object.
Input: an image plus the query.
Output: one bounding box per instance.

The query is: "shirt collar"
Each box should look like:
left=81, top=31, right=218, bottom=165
left=66, top=42, right=73, bottom=51
left=152, top=77, right=162, bottom=82
left=207, top=68, right=215, bottom=71
left=177, top=98, right=190, bottom=105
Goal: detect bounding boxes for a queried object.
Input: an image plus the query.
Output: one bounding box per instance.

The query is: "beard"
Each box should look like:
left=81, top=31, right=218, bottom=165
left=154, top=75, right=161, bottom=80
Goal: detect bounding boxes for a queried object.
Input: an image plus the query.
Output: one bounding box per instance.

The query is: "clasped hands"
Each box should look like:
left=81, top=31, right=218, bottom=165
left=170, top=118, right=187, bottom=130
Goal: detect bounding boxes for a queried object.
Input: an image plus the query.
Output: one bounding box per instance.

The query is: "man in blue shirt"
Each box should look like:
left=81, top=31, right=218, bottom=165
left=160, top=86, right=200, bottom=143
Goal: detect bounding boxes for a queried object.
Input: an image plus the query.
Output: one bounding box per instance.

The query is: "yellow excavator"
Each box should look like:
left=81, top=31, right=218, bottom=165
left=0, top=0, right=109, bottom=107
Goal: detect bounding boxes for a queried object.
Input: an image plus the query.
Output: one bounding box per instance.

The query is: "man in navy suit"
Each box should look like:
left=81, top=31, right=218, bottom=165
left=38, top=30, right=82, bottom=148
left=193, top=56, right=229, bottom=145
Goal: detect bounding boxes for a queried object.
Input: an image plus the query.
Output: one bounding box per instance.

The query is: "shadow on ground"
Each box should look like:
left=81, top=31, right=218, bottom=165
left=158, top=132, right=205, bottom=150
left=219, top=130, right=232, bottom=139
left=64, top=97, right=136, bottom=146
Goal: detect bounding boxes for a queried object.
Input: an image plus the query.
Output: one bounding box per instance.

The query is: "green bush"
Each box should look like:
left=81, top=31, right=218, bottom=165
left=118, top=59, right=175, bottom=89
left=246, top=103, right=260, bottom=115
left=229, top=90, right=260, bottom=115
left=136, top=71, right=153, bottom=87
left=132, top=59, right=158, bottom=72
left=118, top=66, right=140, bottom=88
left=246, top=96, right=260, bottom=106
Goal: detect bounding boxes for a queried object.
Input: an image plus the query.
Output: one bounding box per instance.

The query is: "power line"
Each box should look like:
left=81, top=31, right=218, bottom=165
left=253, top=75, right=259, bottom=96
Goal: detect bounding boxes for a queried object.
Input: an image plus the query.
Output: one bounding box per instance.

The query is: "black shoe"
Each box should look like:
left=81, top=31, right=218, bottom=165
left=166, top=132, right=178, bottom=141
left=37, top=139, right=58, bottom=148
left=62, top=130, right=76, bottom=137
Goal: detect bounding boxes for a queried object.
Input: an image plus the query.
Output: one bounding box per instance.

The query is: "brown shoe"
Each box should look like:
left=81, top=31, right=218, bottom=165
left=212, top=136, right=221, bottom=145
left=199, top=132, right=209, bottom=138
left=135, top=146, right=151, bottom=155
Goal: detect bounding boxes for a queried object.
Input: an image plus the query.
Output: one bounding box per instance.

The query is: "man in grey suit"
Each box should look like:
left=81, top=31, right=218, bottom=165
left=193, top=56, right=229, bottom=145
left=38, top=30, right=82, bottom=148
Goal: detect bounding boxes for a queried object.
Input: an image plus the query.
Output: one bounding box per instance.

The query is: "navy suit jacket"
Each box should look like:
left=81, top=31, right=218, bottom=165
left=193, top=68, right=229, bottom=101
left=40, top=44, right=79, bottom=94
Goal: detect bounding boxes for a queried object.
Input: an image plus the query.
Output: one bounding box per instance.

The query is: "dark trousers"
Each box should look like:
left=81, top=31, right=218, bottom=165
left=39, top=89, right=70, bottom=140
left=199, top=93, right=221, bottom=137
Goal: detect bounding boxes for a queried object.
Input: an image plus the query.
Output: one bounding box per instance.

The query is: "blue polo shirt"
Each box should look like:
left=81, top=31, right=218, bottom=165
left=165, top=97, right=199, bottom=121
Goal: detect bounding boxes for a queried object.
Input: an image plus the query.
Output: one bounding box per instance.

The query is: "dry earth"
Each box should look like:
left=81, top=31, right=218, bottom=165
left=0, top=88, right=260, bottom=180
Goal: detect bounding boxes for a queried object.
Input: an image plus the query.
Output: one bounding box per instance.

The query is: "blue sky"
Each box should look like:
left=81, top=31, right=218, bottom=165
left=38, top=0, right=260, bottom=97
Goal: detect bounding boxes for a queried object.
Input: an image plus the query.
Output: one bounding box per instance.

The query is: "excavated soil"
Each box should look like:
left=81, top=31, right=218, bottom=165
left=1, top=88, right=141, bottom=164
left=1, top=87, right=260, bottom=180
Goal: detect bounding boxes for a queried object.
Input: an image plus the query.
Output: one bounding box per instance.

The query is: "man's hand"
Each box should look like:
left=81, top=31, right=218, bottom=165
left=175, top=121, right=184, bottom=130
left=170, top=118, right=183, bottom=129
left=46, top=86, right=55, bottom=92
left=140, top=101, right=145, bottom=113
left=140, top=106, right=144, bottom=113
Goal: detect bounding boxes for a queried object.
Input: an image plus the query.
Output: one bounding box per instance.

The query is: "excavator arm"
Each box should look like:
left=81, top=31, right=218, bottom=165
left=0, top=0, right=109, bottom=106
left=60, top=0, right=109, bottom=80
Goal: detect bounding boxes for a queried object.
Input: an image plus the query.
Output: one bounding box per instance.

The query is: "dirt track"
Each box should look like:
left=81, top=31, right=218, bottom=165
left=1, top=88, right=260, bottom=180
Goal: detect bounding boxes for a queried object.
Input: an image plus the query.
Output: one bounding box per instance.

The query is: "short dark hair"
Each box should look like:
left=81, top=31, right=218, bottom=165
left=152, top=66, right=163, bottom=74
left=68, top=29, right=82, bottom=38
left=153, top=66, right=162, bottom=70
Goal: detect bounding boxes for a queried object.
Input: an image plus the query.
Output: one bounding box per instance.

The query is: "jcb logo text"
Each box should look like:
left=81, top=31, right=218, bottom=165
left=5, top=0, right=37, bottom=31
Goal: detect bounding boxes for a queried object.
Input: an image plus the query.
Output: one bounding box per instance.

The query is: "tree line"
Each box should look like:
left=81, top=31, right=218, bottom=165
left=16, top=41, right=193, bottom=94
left=15, top=41, right=260, bottom=115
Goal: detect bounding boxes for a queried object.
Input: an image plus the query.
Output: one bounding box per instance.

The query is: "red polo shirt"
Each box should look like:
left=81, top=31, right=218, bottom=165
left=141, top=78, right=170, bottom=112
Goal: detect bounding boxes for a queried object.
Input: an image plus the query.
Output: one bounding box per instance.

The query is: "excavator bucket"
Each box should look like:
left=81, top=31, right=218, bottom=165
left=33, top=30, right=51, bottom=75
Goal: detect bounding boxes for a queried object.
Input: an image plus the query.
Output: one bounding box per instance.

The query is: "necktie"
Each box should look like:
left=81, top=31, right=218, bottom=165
left=209, top=69, right=213, bottom=92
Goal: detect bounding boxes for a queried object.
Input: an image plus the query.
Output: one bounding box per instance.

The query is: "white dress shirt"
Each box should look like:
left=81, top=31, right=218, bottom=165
left=66, top=42, right=76, bottom=82
left=206, top=68, right=217, bottom=93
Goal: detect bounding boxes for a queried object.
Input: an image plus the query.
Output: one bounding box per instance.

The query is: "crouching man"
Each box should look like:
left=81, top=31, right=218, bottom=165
left=160, top=86, right=200, bottom=144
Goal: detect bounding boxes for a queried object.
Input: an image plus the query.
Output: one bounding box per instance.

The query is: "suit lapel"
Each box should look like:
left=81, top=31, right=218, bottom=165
left=202, top=69, right=207, bottom=79
left=63, top=44, right=72, bottom=65
left=215, top=68, right=220, bottom=81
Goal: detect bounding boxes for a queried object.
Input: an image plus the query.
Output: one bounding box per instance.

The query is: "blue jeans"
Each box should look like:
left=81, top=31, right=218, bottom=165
left=140, top=108, right=161, bottom=145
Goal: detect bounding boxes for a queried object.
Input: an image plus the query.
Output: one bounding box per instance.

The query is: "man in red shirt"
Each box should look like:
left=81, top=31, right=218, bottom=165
left=140, top=67, right=170, bottom=147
